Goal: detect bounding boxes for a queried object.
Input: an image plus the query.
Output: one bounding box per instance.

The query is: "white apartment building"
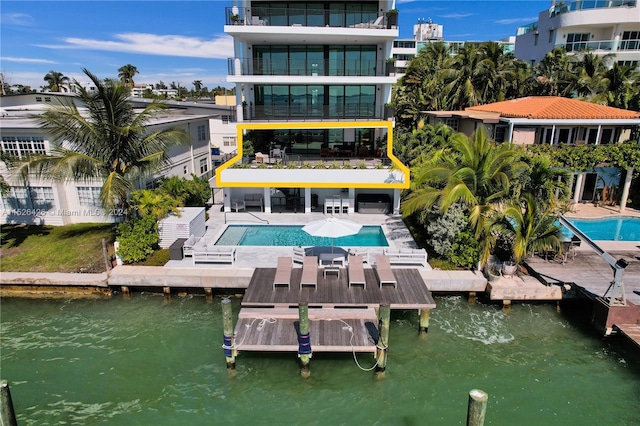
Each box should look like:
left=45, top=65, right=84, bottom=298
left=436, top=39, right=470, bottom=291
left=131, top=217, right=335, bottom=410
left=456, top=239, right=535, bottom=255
left=0, top=93, right=217, bottom=225
left=390, top=19, right=515, bottom=77
left=219, top=0, right=409, bottom=214
left=514, top=0, right=640, bottom=68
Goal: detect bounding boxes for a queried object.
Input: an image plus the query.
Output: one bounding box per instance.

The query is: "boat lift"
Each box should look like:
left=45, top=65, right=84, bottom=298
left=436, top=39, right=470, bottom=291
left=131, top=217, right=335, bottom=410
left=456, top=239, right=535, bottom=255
left=558, top=215, right=628, bottom=307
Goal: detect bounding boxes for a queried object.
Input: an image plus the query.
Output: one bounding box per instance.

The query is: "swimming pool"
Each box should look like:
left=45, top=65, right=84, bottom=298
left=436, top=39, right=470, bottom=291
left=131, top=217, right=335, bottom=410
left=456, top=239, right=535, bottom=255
left=563, top=217, right=640, bottom=241
left=215, top=225, right=389, bottom=247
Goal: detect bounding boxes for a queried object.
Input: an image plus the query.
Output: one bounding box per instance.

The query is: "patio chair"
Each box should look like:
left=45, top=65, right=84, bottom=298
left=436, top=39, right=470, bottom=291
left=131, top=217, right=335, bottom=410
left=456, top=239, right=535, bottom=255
left=273, top=257, right=292, bottom=290
left=374, top=255, right=397, bottom=288
left=324, top=198, right=336, bottom=215
left=348, top=255, right=366, bottom=289
left=300, top=256, right=318, bottom=290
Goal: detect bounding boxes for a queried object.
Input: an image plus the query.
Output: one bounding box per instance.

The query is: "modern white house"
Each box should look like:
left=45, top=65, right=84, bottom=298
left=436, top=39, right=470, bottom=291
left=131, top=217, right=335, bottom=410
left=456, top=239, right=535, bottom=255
left=514, top=0, right=640, bottom=68
left=423, top=96, right=640, bottom=207
left=0, top=93, right=217, bottom=225
left=219, top=0, right=410, bottom=214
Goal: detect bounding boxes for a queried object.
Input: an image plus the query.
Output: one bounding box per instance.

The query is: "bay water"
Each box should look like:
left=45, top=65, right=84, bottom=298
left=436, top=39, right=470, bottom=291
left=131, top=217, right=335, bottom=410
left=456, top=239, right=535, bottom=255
left=1, top=294, right=638, bottom=425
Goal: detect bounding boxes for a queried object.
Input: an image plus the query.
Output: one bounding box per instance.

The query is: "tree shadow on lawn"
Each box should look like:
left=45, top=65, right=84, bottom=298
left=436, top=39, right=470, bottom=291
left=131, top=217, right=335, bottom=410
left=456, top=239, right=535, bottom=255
left=1, top=225, right=52, bottom=249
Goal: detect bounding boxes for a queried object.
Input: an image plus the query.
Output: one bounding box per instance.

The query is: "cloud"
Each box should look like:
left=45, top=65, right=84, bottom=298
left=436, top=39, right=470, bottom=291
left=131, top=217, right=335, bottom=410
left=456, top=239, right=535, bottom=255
left=438, top=13, right=474, bottom=19
left=495, top=17, right=538, bottom=25
left=38, top=33, right=234, bottom=59
left=1, top=56, right=57, bottom=64
left=0, top=13, right=34, bottom=26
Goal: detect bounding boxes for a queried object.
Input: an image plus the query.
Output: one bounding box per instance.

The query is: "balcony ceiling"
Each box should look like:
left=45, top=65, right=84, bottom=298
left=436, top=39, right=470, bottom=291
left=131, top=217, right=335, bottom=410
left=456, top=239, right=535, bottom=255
left=225, top=26, right=398, bottom=44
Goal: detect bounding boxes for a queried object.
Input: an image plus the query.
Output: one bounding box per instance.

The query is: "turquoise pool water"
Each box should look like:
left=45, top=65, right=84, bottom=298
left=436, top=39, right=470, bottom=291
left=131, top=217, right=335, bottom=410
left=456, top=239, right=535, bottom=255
left=564, top=217, right=640, bottom=241
left=215, top=225, right=389, bottom=246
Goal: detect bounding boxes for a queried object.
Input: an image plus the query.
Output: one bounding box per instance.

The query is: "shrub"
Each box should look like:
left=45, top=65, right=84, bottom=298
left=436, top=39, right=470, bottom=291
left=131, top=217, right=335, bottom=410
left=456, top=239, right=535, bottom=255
left=116, top=215, right=159, bottom=263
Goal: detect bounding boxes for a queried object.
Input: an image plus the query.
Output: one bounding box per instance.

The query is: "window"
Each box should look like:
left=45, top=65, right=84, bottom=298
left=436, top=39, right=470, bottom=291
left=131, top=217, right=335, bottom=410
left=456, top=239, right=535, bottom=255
left=549, top=29, right=554, bottom=43
left=394, top=41, right=416, bottom=48
left=1, top=136, right=46, bottom=159
left=77, top=187, right=101, bottom=207
left=199, top=158, right=208, bottom=174
left=222, top=136, right=237, bottom=147
left=221, top=115, right=232, bottom=124
left=494, top=126, right=507, bottom=143
left=197, top=124, right=207, bottom=141
left=445, top=118, right=459, bottom=131
left=621, top=31, right=639, bottom=50
left=5, top=186, right=55, bottom=211
left=566, top=33, right=590, bottom=52
left=534, top=33, right=539, bottom=46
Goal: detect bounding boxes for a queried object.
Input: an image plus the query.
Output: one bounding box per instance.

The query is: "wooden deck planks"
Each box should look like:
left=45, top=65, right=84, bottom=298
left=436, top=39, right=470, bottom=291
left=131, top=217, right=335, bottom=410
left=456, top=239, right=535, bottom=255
left=616, top=323, right=640, bottom=348
left=243, top=267, right=436, bottom=309
left=234, top=315, right=377, bottom=353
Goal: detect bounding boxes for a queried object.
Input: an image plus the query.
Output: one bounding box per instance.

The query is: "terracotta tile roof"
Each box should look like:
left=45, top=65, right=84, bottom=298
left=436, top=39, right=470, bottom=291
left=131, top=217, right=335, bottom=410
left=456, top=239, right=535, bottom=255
left=466, top=97, right=640, bottom=119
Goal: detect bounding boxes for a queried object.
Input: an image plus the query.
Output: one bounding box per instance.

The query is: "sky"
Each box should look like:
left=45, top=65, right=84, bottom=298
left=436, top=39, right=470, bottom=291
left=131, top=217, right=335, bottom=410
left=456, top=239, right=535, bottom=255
left=0, top=0, right=549, bottom=91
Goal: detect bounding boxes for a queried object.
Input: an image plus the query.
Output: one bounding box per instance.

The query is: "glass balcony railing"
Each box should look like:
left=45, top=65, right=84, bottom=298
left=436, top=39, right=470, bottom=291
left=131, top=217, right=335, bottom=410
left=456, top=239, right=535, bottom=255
left=247, top=104, right=376, bottom=121
left=549, top=0, right=636, bottom=17
left=557, top=38, right=640, bottom=52
left=517, top=22, right=538, bottom=36
left=224, top=6, right=393, bottom=29
left=227, top=58, right=394, bottom=77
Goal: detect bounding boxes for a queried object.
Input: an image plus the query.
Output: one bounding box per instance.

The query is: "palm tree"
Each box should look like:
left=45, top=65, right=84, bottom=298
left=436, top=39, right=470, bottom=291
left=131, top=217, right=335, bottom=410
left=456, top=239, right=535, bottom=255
left=534, top=48, right=577, bottom=97
left=402, top=127, right=526, bottom=266
left=192, top=80, right=203, bottom=96
left=514, top=153, right=571, bottom=207
left=440, top=44, right=488, bottom=110
left=130, top=189, right=180, bottom=220
left=574, top=52, right=613, bottom=103
left=493, top=193, right=563, bottom=266
left=16, top=68, right=190, bottom=211
left=43, top=70, right=70, bottom=92
left=118, top=64, right=139, bottom=88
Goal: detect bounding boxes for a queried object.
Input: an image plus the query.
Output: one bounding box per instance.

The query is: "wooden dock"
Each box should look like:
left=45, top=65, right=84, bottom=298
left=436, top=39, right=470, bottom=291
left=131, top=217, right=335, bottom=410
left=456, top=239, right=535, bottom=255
left=615, top=323, right=640, bottom=349
left=234, top=266, right=436, bottom=353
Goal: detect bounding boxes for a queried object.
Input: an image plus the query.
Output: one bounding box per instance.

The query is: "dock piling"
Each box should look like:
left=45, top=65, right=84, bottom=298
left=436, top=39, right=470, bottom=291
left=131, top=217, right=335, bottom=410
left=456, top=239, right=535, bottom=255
left=297, top=302, right=312, bottom=378
left=163, top=286, right=171, bottom=300
left=466, top=389, right=488, bottom=426
left=375, top=303, right=390, bottom=378
left=121, top=286, right=130, bottom=298
left=204, top=288, right=213, bottom=303
left=221, top=298, right=236, bottom=371
left=418, top=309, right=430, bottom=335
left=468, top=292, right=477, bottom=304
left=1, top=380, right=18, bottom=426
left=502, top=300, right=511, bottom=313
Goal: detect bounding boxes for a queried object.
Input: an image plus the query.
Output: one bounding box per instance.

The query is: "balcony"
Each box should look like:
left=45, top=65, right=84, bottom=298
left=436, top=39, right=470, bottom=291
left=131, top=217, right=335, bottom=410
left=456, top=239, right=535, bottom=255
left=557, top=38, right=640, bottom=52
left=227, top=58, right=394, bottom=77
left=246, top=104, right=377, bottom=121
left=225, top=6, right=394, bottom=29
left=549, top=0, right=636, bottom=17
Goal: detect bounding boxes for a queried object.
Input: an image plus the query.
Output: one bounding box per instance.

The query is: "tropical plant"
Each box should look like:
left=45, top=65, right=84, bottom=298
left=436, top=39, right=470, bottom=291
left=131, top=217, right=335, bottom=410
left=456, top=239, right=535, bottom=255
left=43, top=70, right=70, bottom=92
left=402, top=127, right=526, bottom=266
left=118, top=64, right=139, bottom=88
left=116, top=215, right=159, bottom=263
left=491, top=193, right=563, bottom=265
left=513, top=153, right=571, bottom=207
left=159, top=175, right=210, bottom=207
left=130, top=189, right=180, bottom=221
left=534, top=48, right=577, bottom=97
left=16, top=68, right=190, bottom=211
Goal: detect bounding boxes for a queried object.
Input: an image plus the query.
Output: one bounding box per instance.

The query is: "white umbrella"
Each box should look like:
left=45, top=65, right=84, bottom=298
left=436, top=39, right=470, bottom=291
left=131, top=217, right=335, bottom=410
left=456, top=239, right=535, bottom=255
left=302, top=217, right=363, bottom=253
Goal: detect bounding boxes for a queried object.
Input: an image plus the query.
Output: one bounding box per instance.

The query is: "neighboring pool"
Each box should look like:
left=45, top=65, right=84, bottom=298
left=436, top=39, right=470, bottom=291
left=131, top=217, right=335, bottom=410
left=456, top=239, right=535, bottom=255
left=215, top=225, right=389, bottom=247
left=563, top=217, right=640, bottom=241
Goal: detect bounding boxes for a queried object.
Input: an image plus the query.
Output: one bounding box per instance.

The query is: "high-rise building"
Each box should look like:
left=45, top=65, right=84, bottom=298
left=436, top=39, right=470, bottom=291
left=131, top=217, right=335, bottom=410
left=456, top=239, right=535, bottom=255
left=218, top=1, right=409, bottom=214
left=514, top=0, right=640, bottom=68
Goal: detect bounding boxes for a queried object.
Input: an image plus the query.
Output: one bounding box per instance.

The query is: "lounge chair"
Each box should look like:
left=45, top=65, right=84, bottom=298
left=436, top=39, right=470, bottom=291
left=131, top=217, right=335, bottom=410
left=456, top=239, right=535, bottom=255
left=300, top=256, right=318, bottom=290
left=273, top=257, right=292, bottom=290
left=348, top=255, right=366, bottom=289
left=374, top=255, right=397, bottom=288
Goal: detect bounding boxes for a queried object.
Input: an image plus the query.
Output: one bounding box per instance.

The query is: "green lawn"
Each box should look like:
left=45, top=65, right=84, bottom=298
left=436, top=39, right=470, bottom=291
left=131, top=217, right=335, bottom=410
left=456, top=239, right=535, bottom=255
left=0, top=223, right=116, bottom=273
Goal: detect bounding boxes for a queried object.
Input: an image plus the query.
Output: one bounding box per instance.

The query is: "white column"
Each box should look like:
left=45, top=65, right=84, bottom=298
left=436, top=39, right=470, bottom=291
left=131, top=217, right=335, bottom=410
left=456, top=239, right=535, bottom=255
left=595, top=125, right=602, bottom=145
left=348, top=188, right=355, bottom=214
left=612, top=24, right=622, bottom=51
left=264, top=187, right=271, bottom=214
left=507, top=122, right=514, bottom=144
left=549, top=125, right=556, bottom=145
left=393, top=189, right=401, bottom=215
left=223, top=188, right=231, bottom=212
left=619, top=167, right=633, bottom=213
left=572, top=173, right=584, bottom=206
left=304, top=187, right=311, bottom=213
